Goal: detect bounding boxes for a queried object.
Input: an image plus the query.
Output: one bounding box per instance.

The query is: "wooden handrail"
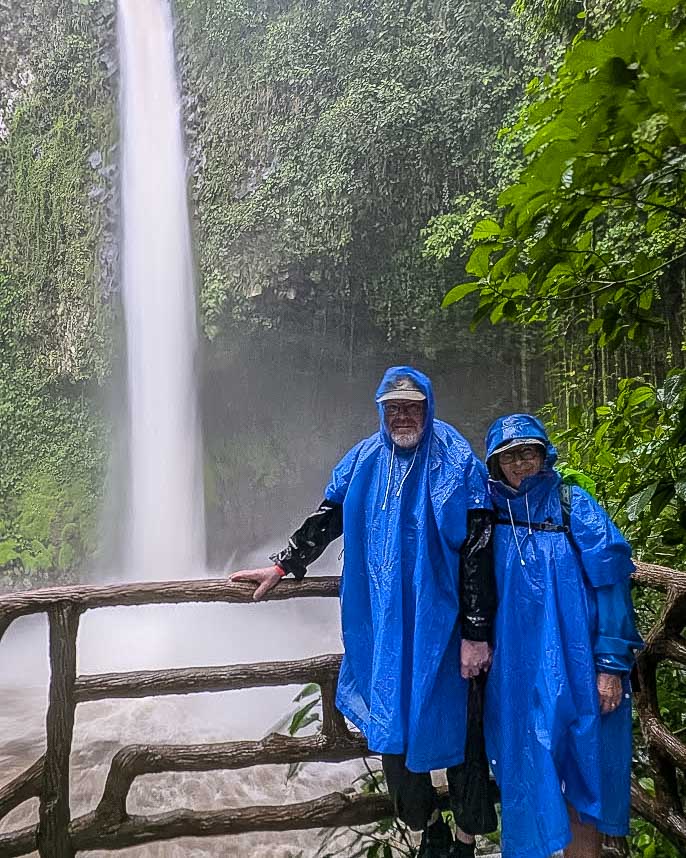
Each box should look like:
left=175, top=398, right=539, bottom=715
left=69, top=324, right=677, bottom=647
left=0, top=561, right=683, bottom=855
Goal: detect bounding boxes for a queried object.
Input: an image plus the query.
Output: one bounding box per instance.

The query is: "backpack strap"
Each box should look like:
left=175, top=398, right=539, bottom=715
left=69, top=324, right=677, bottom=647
left=495, top=482, right=575, bottom=537
left=559, top=481, right=581, bottom=556
left=560, top=482, right=572, bottom=531
left=495, top=518, right=569, bottom=533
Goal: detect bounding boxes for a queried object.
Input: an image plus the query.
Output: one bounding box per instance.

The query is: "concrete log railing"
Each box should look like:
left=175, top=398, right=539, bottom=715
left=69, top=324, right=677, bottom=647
left=0, top=565, right=683, bottom=856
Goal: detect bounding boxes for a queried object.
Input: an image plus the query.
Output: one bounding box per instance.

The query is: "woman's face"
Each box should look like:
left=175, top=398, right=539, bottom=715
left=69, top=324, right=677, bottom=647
left=498, top=444, right=545, bottom=489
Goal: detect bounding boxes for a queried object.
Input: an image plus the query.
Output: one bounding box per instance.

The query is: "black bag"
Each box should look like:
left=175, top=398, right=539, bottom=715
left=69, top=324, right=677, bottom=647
left=447, top=672, right=498, bottom=835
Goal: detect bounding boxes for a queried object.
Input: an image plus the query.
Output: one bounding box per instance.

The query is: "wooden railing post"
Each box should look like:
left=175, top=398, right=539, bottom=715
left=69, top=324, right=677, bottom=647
left=37, top=604, right=80, bottom=858
left=320, top=676, right=349, bottom=740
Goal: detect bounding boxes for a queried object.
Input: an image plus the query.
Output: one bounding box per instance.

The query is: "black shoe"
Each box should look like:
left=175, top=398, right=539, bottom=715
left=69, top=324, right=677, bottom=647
left=449, top=838, right=476, bottom=858
left=418, top=817, right=454, bottom=858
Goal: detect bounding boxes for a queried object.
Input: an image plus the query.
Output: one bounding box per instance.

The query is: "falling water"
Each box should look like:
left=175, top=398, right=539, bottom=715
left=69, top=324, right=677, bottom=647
left=118, top=0, right=205, bottom=581
left=0, top=3, right=366, bottom=855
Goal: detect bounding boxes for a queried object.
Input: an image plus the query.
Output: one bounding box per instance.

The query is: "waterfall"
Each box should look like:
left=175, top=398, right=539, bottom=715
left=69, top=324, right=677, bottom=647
left=118, top=0, right=206, bottom=580
left=0, top=5, right=362, bottom=856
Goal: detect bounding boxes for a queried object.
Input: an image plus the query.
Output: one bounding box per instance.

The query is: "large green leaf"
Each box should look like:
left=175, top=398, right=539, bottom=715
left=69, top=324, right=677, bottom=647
left=643, top=0, right=681, bottom=12
left=627, top=386, right=656, bottom=409
left=625, top=482, right=658, bottom=521
left=472, top=219, right=502, bottom=240
left=442, top=281, right=480, bottom=307
left=465, top=245, right=493, bottom=277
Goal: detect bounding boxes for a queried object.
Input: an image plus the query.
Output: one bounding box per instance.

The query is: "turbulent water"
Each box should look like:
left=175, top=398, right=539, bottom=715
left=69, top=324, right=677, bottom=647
left=0, top=575, right=367, bottom=857
left=119, top=0, right=205, bottom=582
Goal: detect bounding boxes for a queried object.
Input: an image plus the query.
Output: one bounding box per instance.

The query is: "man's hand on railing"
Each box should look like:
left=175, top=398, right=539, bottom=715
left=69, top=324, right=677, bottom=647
left=229, top=565, right=285, bottom=601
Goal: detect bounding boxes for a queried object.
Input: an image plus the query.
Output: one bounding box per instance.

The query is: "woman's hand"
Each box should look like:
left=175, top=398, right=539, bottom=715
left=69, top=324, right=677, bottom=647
left=597, top=672, right=623, bottom=714
left=460, top=640, right=492, bottom=679
left=229, top=565, right=285, bottom=601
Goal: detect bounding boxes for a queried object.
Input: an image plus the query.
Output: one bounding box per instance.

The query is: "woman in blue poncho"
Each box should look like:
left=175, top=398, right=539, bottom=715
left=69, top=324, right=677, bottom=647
left=483, top=414, right=643, bottom=858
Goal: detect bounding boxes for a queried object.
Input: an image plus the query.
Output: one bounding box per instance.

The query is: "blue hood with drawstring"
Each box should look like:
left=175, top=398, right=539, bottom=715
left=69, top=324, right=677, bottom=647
left=486, top=412, right=556, bottom=470
left=484, top=414, right=642, bottom=858
left=325, top=366, right=488, bottom=771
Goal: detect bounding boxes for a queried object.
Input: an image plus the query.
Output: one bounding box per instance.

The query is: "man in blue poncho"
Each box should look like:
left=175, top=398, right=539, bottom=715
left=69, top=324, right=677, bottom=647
left=483, top=414, right=643, bottom=858
left=231, top=366, right=496, bottom=858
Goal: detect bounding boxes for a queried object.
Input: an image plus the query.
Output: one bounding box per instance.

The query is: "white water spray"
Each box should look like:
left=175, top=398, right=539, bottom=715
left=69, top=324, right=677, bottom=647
left=118, top=0, right=205, bottom=580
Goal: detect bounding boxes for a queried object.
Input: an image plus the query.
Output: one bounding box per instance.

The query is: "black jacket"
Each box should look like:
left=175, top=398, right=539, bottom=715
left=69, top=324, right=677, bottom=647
left=270, top=502, right=495, bottom=642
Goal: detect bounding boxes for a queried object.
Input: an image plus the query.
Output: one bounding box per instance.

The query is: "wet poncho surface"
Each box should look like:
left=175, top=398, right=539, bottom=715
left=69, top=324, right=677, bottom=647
left=484, top=414, right=641, bottom=858
left=325, top=366, right=487, bottom=772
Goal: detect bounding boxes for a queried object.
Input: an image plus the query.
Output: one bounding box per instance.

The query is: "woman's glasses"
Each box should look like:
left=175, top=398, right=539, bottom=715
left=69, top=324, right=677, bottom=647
left=498, top=446, right=543, bottom=465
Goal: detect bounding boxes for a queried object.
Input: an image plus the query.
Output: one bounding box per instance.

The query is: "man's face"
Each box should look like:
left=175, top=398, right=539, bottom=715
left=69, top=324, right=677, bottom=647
left=498, top=444, right=545, bottom=489
left=383, top=399, right=425, bottom=449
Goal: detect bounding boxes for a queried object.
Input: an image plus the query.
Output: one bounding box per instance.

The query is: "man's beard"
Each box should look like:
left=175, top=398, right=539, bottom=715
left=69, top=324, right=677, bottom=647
left=390, top=427, right=423, bottom=449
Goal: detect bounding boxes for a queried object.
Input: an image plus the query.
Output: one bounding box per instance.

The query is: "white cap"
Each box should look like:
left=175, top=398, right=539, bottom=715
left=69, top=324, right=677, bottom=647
left=376, top=377, right=427, bottom=403
left=493, top=437, right=545, bottom=455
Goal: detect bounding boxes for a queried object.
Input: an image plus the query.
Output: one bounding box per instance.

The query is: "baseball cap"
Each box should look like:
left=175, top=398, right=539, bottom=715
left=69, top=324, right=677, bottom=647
left=493, top=437, right=545, bottom=455
left=376, top=377, right=427, bottom=403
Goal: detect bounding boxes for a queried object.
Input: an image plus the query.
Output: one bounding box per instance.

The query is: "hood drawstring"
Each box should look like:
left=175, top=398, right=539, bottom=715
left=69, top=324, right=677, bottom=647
left=507, top=498, right=526, bottom=567
left=396, top=446, right=418, bottom=498
left=381, top=444, right=419, bottom=511
left=382, top=444, right=396, bottom=511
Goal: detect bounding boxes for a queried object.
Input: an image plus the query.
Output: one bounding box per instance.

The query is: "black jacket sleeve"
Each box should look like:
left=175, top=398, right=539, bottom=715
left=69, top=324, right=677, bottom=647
left=459, top=508, right=496, bottom=643
left=269, top=499, right=343, bottom=580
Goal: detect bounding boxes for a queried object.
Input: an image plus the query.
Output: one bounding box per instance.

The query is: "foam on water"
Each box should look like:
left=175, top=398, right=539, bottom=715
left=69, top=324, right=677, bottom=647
left=0, top=574, right=364, bottom=857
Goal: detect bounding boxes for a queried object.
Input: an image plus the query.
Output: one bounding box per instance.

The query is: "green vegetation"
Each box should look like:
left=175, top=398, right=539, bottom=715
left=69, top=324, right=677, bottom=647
left=175, top=0, right=532, bottom=355
left=0, top=0, right=115, bottom=582
left=545, top=372, right=686, bottom=565
left=0, top=1, right=684, bottom=849
left=423, top=0, right=686, bottom=568
left=433, top=1, right=686, bottom=345
left=421, top=2, right=686, bottom=854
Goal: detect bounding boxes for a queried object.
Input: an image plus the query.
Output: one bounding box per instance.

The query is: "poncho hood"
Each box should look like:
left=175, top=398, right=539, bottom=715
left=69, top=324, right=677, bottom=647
left=375, top=365, right=434, bottom=449
left=486, top=413, right=557, bottom=469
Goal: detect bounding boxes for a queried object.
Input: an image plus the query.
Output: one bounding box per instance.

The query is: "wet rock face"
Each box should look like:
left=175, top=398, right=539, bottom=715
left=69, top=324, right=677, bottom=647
left=1, top=0, right=119, bottom=299
left=0, top=2, right=33, bottom=139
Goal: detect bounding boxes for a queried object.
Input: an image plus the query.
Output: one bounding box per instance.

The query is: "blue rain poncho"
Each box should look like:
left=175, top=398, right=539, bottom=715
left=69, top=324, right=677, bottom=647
left=483, top=414, right=643, bottom=858
left=325, top=366, right=488, bottom=772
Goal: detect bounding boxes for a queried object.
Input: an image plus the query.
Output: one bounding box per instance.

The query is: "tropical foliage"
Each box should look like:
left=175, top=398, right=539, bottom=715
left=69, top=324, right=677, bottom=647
left=0, top=0, right=115, bottom=581
left=175, top=0, right=533, bottom=356
left=431, top=0, right=686, bottom=348
left=545, top=370, right=686, bottom=565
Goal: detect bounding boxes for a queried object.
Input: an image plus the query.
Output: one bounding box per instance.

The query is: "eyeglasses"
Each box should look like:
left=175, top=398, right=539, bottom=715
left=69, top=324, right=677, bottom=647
left=382, top=402, right=425, bottom=418
left=498, top=446, right=543, bottom=465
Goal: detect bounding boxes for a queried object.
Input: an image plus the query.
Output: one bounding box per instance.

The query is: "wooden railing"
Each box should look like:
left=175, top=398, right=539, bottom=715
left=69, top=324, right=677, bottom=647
left=631, top=563, right=686, bottom=847
left=0, top=578, right=383, bottom=857
left=0, top=564, right=683, bottom=856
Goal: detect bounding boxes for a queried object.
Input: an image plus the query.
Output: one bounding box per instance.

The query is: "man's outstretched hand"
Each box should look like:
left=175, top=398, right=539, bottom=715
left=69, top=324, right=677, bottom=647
left=229, top=565, right=284, bottom=601
left=460, top=639, right=492, bottom=679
